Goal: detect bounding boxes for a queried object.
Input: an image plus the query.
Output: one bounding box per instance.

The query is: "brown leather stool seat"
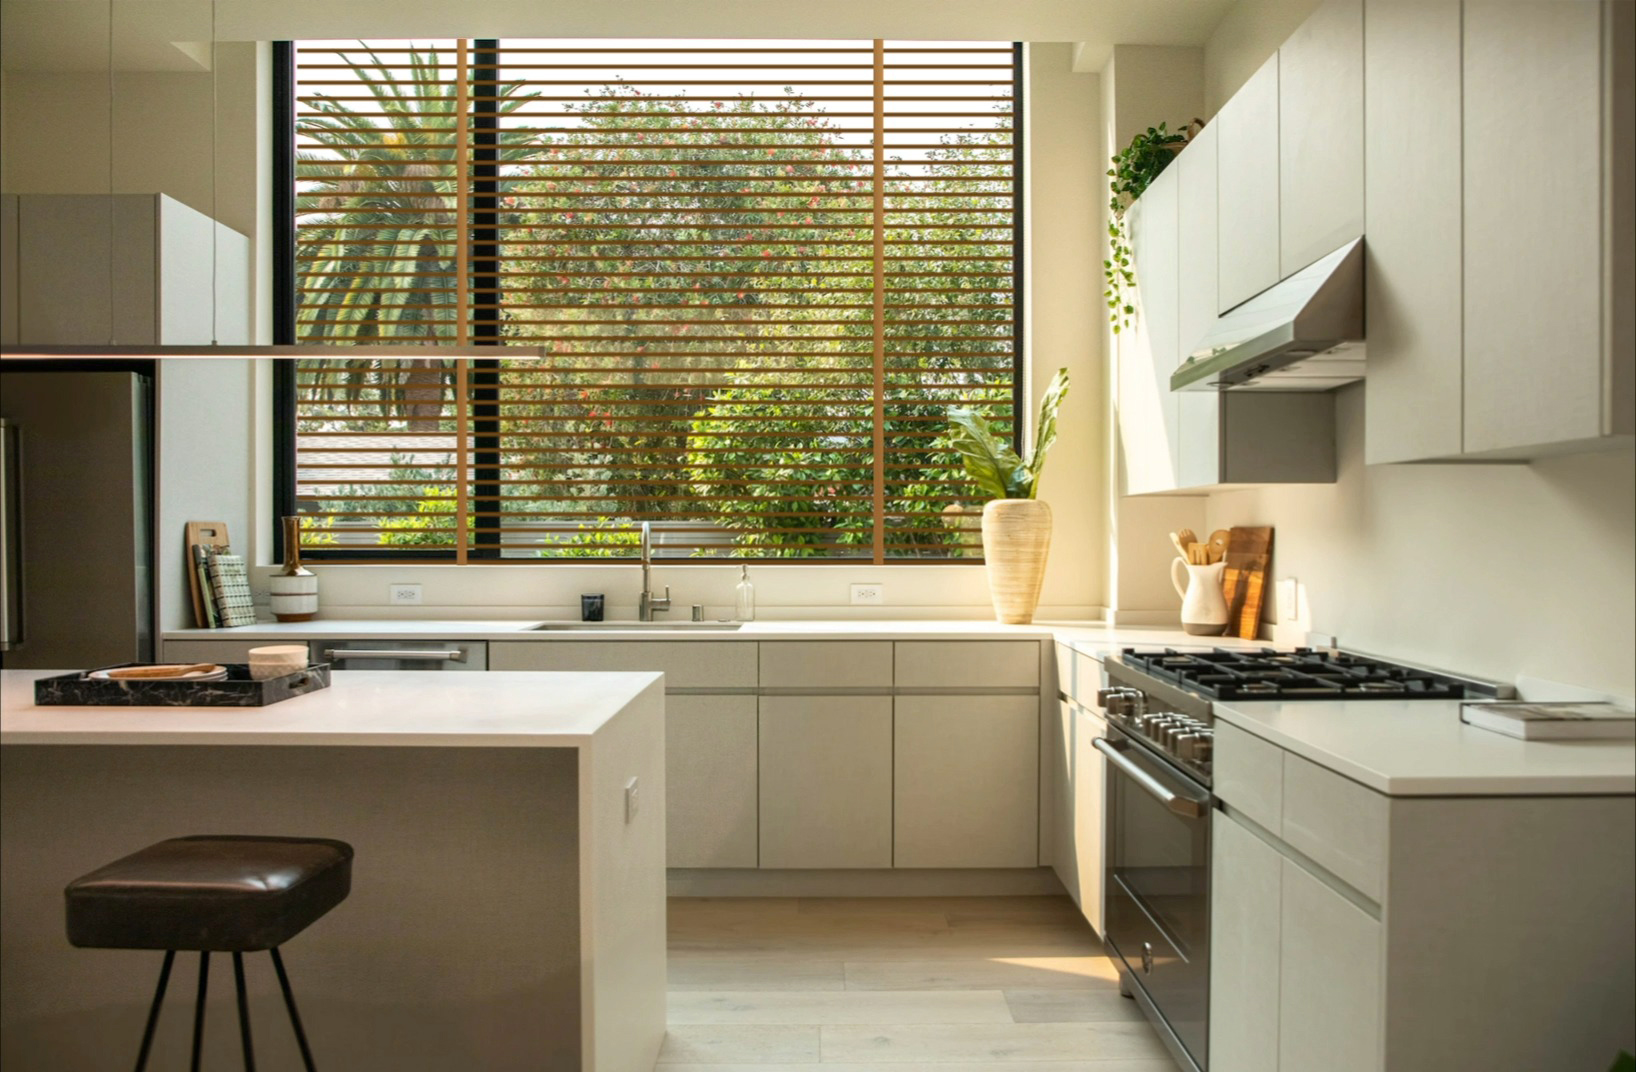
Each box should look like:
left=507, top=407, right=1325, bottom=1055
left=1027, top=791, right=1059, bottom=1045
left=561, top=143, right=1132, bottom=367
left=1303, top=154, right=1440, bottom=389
left=65, top=835, right=353, bottom=1072
left=66, top=835, right=352, bottom=952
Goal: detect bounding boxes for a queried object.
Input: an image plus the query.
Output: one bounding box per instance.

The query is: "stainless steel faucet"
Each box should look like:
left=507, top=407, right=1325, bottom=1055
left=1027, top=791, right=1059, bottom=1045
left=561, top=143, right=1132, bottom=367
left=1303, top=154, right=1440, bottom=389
left=638, top=522, right=671, bottom=622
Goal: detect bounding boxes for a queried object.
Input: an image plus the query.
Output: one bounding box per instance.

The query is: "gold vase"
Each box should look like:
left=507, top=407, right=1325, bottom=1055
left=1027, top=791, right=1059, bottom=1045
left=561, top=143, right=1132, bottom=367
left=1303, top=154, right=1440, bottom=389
left=270, top=516, right=318, bottom=622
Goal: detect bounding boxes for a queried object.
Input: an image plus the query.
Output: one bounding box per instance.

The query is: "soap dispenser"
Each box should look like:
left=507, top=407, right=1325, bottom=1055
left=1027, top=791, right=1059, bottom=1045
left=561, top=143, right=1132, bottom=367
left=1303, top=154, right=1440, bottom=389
left=734, top=565, right=756, bottom=622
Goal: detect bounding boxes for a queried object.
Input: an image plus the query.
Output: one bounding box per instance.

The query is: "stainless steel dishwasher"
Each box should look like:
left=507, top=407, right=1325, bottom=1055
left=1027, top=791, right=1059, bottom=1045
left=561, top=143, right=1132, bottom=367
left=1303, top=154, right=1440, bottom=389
left=311, top=640, right=488, bottom=671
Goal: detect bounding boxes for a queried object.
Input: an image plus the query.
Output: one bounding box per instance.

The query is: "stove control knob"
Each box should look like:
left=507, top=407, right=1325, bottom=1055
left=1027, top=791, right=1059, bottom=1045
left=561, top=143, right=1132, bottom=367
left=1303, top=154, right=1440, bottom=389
left=1191, top=735, right=1214, bottom=763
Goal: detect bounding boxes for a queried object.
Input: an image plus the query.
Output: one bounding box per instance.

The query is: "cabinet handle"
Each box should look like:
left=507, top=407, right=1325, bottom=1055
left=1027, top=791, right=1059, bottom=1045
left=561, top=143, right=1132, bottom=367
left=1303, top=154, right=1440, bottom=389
left=1093, top=737, right=1208, bottom=818
left=323, top=648, right=466, bottom=662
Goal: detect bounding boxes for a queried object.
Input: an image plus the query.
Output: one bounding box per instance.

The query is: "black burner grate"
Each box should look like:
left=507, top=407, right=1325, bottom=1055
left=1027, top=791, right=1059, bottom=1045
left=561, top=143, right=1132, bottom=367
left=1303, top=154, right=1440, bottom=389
left=1117, top=647, right=1475, bottom=702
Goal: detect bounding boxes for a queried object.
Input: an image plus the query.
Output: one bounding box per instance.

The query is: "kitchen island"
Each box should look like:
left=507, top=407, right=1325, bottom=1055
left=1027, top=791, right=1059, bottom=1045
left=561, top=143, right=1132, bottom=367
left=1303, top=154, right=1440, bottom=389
left=0, top=669, right=666, bottom=1072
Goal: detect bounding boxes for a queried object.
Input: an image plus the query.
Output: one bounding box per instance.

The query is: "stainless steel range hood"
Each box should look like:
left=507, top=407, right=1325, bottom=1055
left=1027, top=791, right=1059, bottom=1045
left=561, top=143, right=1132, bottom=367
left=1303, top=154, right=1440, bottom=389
left=1171, top=238, right=1365, bottom=391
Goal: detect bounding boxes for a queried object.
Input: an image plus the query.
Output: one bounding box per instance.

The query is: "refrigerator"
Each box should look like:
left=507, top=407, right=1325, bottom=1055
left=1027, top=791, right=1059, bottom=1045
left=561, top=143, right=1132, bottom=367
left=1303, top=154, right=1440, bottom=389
left=0, top=370, right=154, bottom=668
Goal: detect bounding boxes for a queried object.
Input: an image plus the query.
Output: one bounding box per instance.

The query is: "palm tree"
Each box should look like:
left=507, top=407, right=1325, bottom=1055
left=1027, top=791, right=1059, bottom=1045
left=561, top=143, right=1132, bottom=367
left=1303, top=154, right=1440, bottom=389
left=294, top=43, right=542, bottom=423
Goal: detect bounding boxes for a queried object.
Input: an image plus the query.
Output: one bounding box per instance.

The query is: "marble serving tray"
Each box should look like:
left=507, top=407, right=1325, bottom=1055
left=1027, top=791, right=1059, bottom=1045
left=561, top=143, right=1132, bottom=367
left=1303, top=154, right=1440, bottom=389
left=34, top=664, right=331, bottom=707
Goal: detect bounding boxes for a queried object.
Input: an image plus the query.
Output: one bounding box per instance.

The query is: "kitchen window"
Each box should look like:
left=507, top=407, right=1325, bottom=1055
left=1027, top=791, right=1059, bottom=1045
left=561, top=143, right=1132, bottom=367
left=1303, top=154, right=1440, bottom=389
left=274, top=39, right=1021, bottom=561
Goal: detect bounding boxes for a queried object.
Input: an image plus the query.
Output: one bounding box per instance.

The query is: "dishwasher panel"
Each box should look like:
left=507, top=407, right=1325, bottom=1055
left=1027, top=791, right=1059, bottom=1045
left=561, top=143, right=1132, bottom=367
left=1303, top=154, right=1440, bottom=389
left=313, top=640, right=488, bottom=671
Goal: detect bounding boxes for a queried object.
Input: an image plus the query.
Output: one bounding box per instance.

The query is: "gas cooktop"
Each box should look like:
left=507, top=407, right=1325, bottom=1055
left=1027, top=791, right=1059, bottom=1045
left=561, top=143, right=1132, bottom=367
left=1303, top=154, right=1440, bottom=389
left=1116, top=647, right=1492, bottom=703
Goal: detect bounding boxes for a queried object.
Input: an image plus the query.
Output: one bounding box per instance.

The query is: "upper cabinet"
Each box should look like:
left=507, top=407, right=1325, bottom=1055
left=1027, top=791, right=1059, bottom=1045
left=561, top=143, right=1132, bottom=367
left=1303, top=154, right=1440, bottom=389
left=1366, top=0, right=1634, bottom=462
left=1216, top=56, right=1282, bottom=313
left=1278, top=0, right=1364, bottom=277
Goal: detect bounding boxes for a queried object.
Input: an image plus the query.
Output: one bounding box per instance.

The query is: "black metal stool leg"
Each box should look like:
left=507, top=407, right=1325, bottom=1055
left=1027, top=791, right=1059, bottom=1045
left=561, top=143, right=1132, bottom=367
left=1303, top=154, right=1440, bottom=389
left=190, top=952, right=209, bottom=1072
left=132, top=950, right=174, bottom=1072
left=232, top=952, right=256, bottom=1071
left=269, top=946, right=318, bottom=1072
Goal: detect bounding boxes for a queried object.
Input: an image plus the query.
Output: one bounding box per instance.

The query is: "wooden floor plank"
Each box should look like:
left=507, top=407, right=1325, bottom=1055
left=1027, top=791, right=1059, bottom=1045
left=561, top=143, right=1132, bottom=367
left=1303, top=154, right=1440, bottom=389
left=819, top=1021, right=1172, bottom=1063
left=843, top=956, right=1121, bottom=991
left=1003, top=988, right=1147, bottom=1023
left=668, top=989, right=1013, bottom=1025
left=669, top=954, right=848, bottom=992
left=658, top=1025, right=821, bottom=1065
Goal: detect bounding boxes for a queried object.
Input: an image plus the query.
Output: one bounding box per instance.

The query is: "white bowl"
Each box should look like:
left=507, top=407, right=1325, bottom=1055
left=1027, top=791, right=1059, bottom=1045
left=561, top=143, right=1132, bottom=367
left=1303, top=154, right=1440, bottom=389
left=248, top=644, right=309, bottom=680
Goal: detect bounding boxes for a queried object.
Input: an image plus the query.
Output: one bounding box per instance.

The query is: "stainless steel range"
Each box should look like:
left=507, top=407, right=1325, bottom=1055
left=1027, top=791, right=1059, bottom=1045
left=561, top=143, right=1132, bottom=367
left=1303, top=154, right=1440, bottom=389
left=1095, top=647, right=1504, bottom=1072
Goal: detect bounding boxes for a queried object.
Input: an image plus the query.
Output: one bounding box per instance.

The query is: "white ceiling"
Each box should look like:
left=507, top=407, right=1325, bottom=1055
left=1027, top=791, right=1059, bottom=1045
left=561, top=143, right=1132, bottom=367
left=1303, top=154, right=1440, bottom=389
left=1, top=0, right=1238, bottom=73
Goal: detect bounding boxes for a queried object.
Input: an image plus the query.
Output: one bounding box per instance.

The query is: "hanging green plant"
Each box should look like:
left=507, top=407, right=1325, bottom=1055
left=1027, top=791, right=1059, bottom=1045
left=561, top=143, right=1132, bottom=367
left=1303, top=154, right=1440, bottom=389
left=1105, top=120, right=1199, bottom=334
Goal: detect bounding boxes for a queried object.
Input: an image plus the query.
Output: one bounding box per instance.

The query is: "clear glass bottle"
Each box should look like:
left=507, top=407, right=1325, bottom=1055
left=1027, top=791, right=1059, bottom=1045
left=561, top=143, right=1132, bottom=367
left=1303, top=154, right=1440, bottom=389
left=734, top=564, right=756, bottom=622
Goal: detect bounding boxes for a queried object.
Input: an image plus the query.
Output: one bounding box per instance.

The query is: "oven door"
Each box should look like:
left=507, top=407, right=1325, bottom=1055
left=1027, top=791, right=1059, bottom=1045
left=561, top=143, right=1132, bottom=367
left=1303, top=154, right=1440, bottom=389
left=1098, top=724, right=1212, bottom=1071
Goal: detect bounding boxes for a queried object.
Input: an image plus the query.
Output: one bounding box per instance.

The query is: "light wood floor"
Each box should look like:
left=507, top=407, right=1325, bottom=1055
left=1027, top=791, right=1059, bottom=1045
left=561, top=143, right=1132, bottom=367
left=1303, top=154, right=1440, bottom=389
left=662, top=895, right=1176, bottom=1071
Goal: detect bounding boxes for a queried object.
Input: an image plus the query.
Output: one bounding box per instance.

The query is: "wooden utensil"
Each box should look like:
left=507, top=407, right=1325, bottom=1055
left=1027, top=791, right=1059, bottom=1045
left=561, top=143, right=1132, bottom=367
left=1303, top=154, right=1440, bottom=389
left=184, top=522, right=230, bottom=628
left=1219, top=526, right=1274, bottom=639
left=105, top=664, right=220, bottom=680
left=1207, top=529, right=1231, bottom=564
left=1188, top=542, right=1210, bottom=565
left=1169, top=531, right=1190, bottom=559
left=1176, top=528, right=1198, bottom=552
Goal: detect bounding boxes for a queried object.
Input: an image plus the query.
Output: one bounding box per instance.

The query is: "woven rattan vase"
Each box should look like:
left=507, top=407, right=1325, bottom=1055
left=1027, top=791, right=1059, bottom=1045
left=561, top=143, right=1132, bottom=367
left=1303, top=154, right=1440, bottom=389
left=981, top=499, right=1052, bottom=624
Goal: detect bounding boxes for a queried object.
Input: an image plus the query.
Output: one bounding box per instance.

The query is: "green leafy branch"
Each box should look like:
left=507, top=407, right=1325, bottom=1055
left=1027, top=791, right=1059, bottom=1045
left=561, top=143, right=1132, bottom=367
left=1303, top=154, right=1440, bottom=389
left=946, top=368, right=1070, bottom=501
left=1105, top=121, right=1198, bottom=334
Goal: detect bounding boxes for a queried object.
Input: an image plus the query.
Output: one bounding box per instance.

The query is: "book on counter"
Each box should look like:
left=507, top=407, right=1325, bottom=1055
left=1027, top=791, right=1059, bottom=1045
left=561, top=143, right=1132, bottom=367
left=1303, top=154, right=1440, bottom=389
left=1460, top=701, right=1635, bottom=741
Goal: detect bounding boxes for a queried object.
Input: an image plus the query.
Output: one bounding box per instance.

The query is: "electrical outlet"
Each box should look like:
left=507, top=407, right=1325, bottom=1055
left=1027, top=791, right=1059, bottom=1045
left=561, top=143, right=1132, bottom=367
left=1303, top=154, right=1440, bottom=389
left=850, top=583, right=884, bottom=606
left=625, top=778, right=640, bottom=823
left=389, top=583, right=423, bottom=606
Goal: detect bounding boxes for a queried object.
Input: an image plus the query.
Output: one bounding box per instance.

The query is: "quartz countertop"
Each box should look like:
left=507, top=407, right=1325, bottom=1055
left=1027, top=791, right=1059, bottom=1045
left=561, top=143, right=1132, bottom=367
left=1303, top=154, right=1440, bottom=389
left=1214, top=696, right=1636, bottom=797
left=0, top=669, right=663, bottom=748
left=161, top=616, right=1278, bottom=649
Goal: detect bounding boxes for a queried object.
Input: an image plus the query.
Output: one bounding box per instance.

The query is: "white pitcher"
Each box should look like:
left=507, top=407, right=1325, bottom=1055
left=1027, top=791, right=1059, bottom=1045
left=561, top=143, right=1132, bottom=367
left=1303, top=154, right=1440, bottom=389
left=1171, top=558, right=1229, bottom=636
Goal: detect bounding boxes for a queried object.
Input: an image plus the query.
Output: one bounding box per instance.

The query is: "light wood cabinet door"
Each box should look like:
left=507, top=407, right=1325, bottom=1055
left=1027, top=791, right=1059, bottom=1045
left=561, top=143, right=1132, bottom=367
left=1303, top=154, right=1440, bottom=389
left=667, top=694, right=758, bottom=869
left=1362, top=0, right=1464, bottom=464
left=1278, top=0, right=1364, bottom=277
left=1216, top=55, right=1280, bottom=312
left=894, top=695, right=1038, bottom=868
left=758, top=696, right=892, bottom=869
left=1050, top=700, right=1079, bottom=903
left=1462, top=1, right=1605, bottom=454
left=1210, top=810, right=1283, bottom=1072
left=1124, top=165, right=1182, bottom=493
left=1279, top=859, right=1383, bottom=1072
left=759, top=641, right=892, bottom=689
left=893, top=641, right=1039, bottom=689
left=1071, top=705, right=1107, bottom=935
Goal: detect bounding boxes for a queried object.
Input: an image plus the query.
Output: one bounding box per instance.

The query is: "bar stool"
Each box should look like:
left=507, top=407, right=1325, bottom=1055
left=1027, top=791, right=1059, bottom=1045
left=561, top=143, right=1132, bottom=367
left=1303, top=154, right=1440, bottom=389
left=65, top=835, right=353, bottom=1072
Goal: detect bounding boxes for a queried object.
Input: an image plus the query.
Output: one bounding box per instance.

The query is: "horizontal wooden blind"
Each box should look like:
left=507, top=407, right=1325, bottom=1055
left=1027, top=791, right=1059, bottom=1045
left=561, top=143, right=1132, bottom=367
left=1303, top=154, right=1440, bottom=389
left=289, top=39, right=1018, bottom=561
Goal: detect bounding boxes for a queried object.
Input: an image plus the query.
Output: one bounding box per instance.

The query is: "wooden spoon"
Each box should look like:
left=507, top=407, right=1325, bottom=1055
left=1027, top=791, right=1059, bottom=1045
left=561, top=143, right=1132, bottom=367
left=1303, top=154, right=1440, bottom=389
left=104, top=664, right=219, bottom=680
left=1208, top=529, right=1231, bottom=563
left=1169, top=531, right=1190, bottom=559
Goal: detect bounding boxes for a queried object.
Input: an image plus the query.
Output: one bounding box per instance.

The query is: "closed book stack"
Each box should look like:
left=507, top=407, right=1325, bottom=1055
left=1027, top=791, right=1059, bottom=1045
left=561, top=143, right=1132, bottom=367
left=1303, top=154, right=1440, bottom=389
left=1460, top=702, right=1636, bottom=741
left=205, top=550, right=257, bottom=628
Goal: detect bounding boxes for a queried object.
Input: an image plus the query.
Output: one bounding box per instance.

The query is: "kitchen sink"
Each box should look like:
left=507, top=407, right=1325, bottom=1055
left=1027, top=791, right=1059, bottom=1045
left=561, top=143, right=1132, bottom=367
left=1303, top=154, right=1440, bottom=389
left=528, top=621, right=745, bottom=631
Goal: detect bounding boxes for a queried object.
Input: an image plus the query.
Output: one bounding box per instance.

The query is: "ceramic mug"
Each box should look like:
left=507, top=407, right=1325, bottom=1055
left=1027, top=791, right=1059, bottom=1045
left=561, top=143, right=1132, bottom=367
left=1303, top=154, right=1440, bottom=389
left=1171, top=558, right=1229, bottom=636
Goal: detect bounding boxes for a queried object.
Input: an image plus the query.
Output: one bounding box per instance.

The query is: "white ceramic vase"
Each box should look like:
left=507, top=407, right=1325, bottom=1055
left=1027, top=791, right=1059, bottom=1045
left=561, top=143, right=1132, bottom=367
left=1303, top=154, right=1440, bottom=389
left=1171, top=557, right=1229, bottom=636
left=981, top=499, right=1053, bottom=625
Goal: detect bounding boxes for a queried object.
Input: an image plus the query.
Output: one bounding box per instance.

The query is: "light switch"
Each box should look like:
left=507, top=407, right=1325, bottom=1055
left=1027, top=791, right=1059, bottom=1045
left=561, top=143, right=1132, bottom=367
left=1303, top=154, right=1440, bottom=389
left=1277, top=578, right=1299, bottom=622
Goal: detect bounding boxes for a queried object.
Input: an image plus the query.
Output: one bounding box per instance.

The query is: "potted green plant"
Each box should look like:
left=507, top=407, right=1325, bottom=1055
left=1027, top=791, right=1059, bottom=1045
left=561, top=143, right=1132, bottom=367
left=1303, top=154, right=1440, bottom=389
left=1105, top=120, right=1200, bottom=333
left=947, top=368, right=1070, bottom=624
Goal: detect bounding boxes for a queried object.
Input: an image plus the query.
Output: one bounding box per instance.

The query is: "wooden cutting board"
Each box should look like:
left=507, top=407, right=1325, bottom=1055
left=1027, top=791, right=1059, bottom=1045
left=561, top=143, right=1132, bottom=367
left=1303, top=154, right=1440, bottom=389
left=1220, top=526, right=1273, bottom=640
left=184, top=521, right=230, bottom=628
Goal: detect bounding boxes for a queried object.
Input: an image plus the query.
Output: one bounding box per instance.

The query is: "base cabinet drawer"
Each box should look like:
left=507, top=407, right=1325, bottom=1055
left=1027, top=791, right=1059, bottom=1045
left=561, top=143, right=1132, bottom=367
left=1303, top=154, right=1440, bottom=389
left=667, top=694, right=758, bottom=869
left=162, top=639, right=268, bottom=664
left=894, top=641, right=1040, bottom=688
left=489, top=640, right=757, bottom=689
left=893, top=695, right=1039, bottom=868
left=758, top=696, right=892, bottom=869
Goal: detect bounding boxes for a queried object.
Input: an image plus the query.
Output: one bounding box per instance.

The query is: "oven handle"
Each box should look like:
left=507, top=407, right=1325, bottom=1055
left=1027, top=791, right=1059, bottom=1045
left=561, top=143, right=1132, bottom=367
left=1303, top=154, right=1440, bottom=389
left=1094, top=737, right=1209, bottom=818
left=323, top=648, right=467, bottom=663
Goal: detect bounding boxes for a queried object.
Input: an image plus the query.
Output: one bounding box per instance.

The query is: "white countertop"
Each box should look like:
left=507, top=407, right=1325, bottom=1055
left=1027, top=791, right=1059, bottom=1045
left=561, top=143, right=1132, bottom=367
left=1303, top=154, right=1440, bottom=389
left=1215, top=697, right=1636, bottom=796
left=162, top=616, right=1279, bottom=649
left=0, top=669, right=663, bottom=748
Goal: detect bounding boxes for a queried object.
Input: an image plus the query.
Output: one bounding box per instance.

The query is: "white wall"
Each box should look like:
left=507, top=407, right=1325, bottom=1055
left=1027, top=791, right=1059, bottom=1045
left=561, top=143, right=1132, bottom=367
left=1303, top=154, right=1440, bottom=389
left=156, top=358, right=258, bottom=631
left=1208, top=386, right=1636, bottom=696
left=1101, top=45, right=1211, bottom=622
